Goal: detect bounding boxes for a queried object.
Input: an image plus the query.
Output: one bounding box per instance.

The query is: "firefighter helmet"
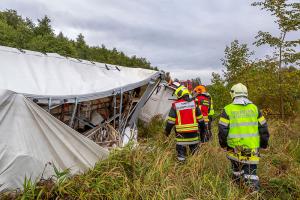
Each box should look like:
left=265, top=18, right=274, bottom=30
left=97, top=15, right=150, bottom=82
left=174, top=86, right=190, bottom=99
left=230, top=83, right=248, bottom=99
left=194, top=85, right=207, bottom=94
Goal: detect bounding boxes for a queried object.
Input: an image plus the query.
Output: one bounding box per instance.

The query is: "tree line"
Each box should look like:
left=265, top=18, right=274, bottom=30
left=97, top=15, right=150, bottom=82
left=0, top=9, right=157, bottom=70
left=1, top=1, right=299, bottom=117
left=208, top=0, right=300, bottom=117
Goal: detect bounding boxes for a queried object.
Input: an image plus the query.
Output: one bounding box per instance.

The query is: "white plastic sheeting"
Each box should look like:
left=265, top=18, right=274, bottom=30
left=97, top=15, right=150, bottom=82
left=122, top=126, right=138, bottom=147
left=0, top=46, right=160, bottom=101
left=0, top=90, right=109, bottom=191
left=139, top=85, right=174, bottom=122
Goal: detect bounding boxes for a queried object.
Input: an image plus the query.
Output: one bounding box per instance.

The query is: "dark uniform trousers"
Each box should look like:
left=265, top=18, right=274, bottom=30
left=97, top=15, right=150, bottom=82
left=176, top=143, right=199, bottom=161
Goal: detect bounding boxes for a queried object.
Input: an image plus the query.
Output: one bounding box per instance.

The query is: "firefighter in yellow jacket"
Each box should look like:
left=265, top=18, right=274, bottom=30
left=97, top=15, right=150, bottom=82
left=218, top=83, right=270, bottom=191
left=165, top=84, right=206, bottom=162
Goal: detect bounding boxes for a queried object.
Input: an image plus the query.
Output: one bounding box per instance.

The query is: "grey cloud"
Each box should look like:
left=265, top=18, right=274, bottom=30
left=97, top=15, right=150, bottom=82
left=0, top=0, right=285, bottom=77
left=0, top=1, right=50, bottom=22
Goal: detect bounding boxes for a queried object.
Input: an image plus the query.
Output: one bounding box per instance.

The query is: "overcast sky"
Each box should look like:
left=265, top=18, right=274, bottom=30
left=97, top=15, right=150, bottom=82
left=1, top=0, right=298, bottom=83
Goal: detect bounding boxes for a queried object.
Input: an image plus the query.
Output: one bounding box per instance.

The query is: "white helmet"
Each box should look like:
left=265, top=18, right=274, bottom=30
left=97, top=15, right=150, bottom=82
left=172, top=81, right=181, bottom=88
left=230, top=83, right=248, bottom=99
left=169, top=81, right=181, bottom=90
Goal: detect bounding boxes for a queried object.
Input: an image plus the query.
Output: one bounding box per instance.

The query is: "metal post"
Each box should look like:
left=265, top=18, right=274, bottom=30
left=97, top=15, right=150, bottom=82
left=118, top=89, right=123, bottom=132
left=69, top=97, right=78, bottom=128
left=48, top=97, right=52, bottom=112
left=113, top=92, right=117, bottom=128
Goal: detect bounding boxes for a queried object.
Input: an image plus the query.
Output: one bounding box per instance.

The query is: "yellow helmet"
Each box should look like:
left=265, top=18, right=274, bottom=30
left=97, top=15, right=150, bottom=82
left=230, top=83, right=248, bottom=99
left=174, top=85, right=190, bottom=99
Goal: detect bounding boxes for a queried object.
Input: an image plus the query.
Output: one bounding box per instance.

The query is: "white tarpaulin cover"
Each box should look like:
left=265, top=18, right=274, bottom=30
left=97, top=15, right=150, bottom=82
left=0, top=90, right=109, bottom=191
left=139, top=85, right=174, bottom=122
left=0, top=46, right=160, bottom=101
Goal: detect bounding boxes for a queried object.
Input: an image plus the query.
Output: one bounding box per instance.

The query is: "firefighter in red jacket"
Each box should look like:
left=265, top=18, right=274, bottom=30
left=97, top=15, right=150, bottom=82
left=165, top=84, right=206, bottom=162
left=193, top=85, right=214, bottom=142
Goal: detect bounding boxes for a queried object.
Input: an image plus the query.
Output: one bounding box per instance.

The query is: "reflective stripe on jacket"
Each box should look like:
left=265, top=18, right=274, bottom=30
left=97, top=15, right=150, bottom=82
left=195, top=94, right=210, bottom=123
left=195, top=93, right=214, bottom=117
left=167, top=98, right=204, bottom=144
left=174, top=100, right=199, bottom=133
left=219, top=103, right=265, bottom=164
left=218, top=97, right=270, bottom=164
left=226, top=149, right=260, bottom=164
left=223, top=103, right=260, bottom=149
left=208, top=98, right=215, bottom=116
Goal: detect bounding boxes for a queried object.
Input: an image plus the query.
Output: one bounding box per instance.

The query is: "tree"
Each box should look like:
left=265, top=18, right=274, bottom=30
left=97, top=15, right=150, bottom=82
left=75, top=33, right=90, bottom=59
left=0, top=11, right=33, bottom=49
left=0, top=9, right=155, bottom=70
left=34, top=15, right=53, bottom=36
left=0, top=9, right=23, bottom=29
left=207, top=72, right=231, bottom=114
left=252, top=0, right=300, bottom=118
left=221, top=40, right=253, bottom=83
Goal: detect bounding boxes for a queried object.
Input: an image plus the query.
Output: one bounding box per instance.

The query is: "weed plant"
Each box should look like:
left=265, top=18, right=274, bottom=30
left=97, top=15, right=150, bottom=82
left=1, top=116, right=300, bottom=199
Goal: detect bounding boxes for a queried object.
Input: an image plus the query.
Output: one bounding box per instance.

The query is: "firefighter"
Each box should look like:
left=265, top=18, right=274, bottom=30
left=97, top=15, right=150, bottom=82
left=193, top=85, right=214, bottom=142
left=169, top=80, right=183, bottom=91
left=218, top=83, right=269, bottom=191
left=165, top=85, right=206, bottom=162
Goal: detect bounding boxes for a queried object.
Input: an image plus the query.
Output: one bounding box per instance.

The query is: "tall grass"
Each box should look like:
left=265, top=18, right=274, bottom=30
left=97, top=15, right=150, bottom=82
left=1, top=116, right=300, bottom=199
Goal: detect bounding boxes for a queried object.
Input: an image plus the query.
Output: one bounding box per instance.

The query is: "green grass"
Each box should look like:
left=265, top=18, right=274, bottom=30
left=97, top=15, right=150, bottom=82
left=1, top=116, right=300, bottom=200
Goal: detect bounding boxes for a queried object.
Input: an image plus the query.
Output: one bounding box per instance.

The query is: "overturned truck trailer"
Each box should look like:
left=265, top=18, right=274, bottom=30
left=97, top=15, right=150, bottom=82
left=139, top=82, right=175, bottom=123
left=0, top=45, right=161, bottom=191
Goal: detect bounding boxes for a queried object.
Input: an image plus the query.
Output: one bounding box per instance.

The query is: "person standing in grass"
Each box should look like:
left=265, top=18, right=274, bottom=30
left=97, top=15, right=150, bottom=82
left=193, top=84, right=214, bottom=142
left=165, top=82, right=206, bottom=162
left=218, top=83, right=270, bottom=191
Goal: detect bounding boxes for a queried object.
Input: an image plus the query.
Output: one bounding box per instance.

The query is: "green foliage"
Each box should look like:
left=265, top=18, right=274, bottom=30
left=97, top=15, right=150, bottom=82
left=1, top=117, right=299, bottom=199
left=211, top=36, right=300, bottom=116
left=221, top=40, right=254, bottom=82
left=208, top=0, right=300, bottom=117
left=207, top=44, right=254, bottom=113
left=21, top=177, right=38, bottom=200
left=34, top=16, right=53, bottom=37
left=0, top=9, right=154, bottom=70
left=252, top=0, right=300, bottom=62
left=207, top=72, right=231, bottom=114
left=138, top=115, right=165, bottom=138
